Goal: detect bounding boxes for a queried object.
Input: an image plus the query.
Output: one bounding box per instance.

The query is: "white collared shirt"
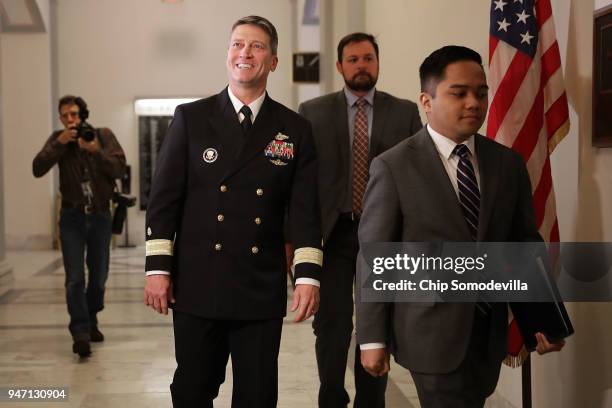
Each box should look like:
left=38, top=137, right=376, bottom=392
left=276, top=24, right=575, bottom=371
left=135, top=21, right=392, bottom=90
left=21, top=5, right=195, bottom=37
left=227, top=86, right=266, bottom=124
left=427, top=124, right=480, bottom=199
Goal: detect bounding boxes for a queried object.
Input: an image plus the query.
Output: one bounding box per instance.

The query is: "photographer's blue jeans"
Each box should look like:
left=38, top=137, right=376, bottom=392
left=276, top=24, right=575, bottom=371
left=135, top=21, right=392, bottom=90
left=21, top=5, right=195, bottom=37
left=59, top=208, right=112, bottom=337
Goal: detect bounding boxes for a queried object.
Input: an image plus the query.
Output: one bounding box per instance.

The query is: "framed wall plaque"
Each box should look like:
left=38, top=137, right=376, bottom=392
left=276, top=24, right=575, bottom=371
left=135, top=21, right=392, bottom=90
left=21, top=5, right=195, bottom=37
left=593, top=7, right=612, bottom=147
left=293, top=53, right=320, bottom=83
left=0, top=0, right=45, bottom=33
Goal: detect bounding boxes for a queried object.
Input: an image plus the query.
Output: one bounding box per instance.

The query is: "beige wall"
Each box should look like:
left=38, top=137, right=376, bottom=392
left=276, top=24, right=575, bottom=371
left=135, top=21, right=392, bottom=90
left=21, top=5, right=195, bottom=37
left=366, top=0, right=490, bottom=114
left=533, top=0, right=612, bottom=407
left=1, top=31, right=54, bottom=249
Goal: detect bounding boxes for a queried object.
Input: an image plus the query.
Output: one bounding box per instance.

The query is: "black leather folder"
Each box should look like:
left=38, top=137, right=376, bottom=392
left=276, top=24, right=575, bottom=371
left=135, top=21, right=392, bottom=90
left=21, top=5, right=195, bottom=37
left=509, top=300, right=574, bottom=351
left=509, top=256, right=574, bottom=351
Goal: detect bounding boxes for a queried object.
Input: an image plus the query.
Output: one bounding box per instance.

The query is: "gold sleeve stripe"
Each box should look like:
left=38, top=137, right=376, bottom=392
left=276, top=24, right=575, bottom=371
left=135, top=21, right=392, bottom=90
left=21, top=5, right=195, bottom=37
left=294, top=247, right=323, bottom=267
left=146, top=239, right=173, bottom=257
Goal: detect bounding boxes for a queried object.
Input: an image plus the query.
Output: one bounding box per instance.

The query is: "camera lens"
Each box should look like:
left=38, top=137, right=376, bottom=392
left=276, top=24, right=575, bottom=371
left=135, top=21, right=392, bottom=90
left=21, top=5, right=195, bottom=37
left=77, top=123, right=96, bottom=142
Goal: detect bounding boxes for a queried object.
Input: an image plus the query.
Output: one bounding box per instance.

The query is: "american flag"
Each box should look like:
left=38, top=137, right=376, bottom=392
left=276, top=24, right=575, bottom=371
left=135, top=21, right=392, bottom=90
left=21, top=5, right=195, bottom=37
left=487, top=0, right=569, bottom=364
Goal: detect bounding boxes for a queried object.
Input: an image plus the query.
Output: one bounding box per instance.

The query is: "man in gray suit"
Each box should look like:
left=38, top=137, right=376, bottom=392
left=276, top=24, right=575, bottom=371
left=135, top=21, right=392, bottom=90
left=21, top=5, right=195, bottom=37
left=297, top=33, right=421, bottom=408
left=356, top=46, right=564, bottom=407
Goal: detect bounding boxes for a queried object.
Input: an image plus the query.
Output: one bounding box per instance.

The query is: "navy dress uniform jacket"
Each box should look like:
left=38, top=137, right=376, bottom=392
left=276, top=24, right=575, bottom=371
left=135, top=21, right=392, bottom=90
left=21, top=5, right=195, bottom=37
left=145, top=88, right=323, bottom=320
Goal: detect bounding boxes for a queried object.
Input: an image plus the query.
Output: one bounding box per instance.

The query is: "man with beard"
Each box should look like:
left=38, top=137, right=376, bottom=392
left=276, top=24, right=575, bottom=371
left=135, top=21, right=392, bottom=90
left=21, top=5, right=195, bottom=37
left=297, top=32, right=422, bottom=408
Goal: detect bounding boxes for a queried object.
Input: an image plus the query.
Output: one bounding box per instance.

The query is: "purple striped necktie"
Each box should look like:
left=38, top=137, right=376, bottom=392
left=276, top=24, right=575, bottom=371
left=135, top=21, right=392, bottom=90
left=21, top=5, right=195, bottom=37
left=454, top=144, right=480, bottom=241
left=454, top=143, right=490, bottom=314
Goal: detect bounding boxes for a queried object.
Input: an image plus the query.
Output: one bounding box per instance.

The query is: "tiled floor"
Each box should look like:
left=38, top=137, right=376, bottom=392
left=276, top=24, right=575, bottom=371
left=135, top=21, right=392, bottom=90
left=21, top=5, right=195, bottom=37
left=0, top=248, right=419, bottom=407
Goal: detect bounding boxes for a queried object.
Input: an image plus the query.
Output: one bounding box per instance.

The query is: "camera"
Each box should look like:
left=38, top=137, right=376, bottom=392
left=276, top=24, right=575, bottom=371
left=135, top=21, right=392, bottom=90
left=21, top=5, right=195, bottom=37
left=74, top=96, right=96, bottom=142
left=111, top=191, right=137, bottom=235
left=75, top=121, right=96, bottom=142
left=112, top=191, right=137, bottom=208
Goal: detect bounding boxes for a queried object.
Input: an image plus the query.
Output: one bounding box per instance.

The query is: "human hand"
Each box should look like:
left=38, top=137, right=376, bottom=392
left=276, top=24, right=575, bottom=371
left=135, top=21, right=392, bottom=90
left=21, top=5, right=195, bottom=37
left=290, top=284, right=319, bottom=322
left=57, top=127, right=77, bottom=144
left=144, top=275, right=175, bottom=315
left=78, top=136, right=100, bottom=153
left=535, top=332, right=565, bottom=354
left=360, top=348, right=390, bottom=377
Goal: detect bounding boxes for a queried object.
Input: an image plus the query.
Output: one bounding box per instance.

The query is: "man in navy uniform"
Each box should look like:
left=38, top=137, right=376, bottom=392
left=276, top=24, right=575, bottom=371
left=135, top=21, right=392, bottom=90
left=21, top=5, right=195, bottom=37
left=144, top=15, right=323, bottom=408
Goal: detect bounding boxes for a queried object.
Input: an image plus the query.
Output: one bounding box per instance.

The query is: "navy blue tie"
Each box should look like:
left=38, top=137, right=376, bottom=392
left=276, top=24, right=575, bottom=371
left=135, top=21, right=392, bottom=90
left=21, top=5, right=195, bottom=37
left=454, top=144, right=490, bottom=314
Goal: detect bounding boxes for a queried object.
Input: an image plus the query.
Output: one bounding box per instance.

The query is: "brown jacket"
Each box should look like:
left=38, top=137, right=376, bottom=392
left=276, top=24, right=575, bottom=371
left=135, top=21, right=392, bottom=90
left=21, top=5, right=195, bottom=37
left=33, top=127, right=126, bottom=210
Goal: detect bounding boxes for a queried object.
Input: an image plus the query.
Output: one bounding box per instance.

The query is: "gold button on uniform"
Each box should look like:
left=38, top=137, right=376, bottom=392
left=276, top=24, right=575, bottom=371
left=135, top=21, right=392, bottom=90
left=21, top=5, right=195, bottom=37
left=220, top=185, right=228, bottom=192
left=214, top=243, right=222, bottom=251
left=251, top=246, right=259, bottom=254
left=255, top=217, right=261, bottom=225
left=217, top=214, right=224, bottom=222
left=256, top=188, right=264, bottom=196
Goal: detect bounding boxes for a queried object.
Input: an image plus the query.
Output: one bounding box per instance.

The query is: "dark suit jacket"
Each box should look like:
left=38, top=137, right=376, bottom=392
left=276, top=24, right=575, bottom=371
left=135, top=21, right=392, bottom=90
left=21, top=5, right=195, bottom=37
left=356, top=127, right=541, bottom=374
left=145, top=88, right=322, bottom=320
left=298, top=90, right=422, bottom=242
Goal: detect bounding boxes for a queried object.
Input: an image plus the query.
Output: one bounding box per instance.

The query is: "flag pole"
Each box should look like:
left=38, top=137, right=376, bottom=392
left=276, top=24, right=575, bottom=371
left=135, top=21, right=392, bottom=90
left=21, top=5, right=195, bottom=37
left=522, top=355, right=532, bottom=408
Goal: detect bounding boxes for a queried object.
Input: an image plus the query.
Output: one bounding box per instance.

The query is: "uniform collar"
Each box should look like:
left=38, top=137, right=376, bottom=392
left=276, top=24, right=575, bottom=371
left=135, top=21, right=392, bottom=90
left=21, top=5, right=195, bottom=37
left=227, top=86, right=266, bottom=122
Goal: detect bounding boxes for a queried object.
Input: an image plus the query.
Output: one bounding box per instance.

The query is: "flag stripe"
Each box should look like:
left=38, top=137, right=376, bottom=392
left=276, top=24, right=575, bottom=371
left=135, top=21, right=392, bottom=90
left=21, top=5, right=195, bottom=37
left=491, top=52, right=541, bottom=147
left=489, top=36, right=500, bottom=65
left=550, top=219, right=560, bottom=242
left=525, top=127, right=548, bottom=192
left=488, top=40, right=517, bottom=111
left=543, top=68, right=566, bottom=112
left=511, top=88, right=544, bottom=160
left=541, top=41, right=562, bottom=83
left=532, top=156, right=553, bottom=229
left=540, top=183, right=558, bottom=240
left=538, top=16, right=558, bottom=57
left=535, top=0, right=553, bottom=26
left=487, top=51, right=533, bottom=138
left=545, top=93, right=570, bottom=142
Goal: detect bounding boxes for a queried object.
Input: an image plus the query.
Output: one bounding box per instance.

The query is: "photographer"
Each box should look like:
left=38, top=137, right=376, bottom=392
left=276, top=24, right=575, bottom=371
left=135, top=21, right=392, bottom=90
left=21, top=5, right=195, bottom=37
left=33, top=95, right=126, bottom=358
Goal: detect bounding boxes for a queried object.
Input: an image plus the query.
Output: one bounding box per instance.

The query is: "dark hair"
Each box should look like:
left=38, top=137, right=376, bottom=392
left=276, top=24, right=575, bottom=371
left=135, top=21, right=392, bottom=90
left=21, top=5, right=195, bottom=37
left=419, top=46, right=483, bottom=95
left=337, top=32, right=379, bottom=62
left=58, top=94, right=89, bottom=120
left=231, top=15, right=278, bottom=55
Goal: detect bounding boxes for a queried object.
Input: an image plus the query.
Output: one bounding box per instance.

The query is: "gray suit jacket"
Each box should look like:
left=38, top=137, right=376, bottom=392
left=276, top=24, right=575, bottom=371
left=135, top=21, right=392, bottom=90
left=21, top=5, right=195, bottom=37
left=356, top=127, right=541, bottom=374
left=299, top=90, right=422, bottom=242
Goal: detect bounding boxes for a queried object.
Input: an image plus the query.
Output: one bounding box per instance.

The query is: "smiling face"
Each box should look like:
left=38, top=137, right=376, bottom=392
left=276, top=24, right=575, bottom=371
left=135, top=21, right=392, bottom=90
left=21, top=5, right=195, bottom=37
left=226, top=23, right=278, bottom=95
left=420, top=60, right=488, bottom=143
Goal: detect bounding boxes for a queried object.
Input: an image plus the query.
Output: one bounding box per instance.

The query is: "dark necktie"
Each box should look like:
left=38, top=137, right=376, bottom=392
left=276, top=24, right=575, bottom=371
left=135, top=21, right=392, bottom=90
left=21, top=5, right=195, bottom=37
left=240, top=105, right=252, bottom=135
left=453, top=144, right=490, bottom=314
left=454, top=144, right=480, bottom=241
left=352, top=98, right=369, bottom=215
